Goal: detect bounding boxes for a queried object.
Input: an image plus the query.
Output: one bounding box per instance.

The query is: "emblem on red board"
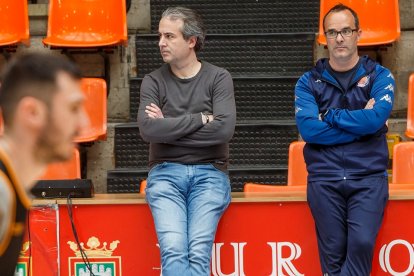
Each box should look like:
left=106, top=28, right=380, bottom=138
left=68, top=237, right=122, bottom=276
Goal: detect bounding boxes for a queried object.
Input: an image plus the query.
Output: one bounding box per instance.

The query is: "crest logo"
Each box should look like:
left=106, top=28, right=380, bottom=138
left=68, top=237, right=122, bottom=276
left=15, top=241, right=31, bottom=276
left=357, top=76, right=370, bottom=87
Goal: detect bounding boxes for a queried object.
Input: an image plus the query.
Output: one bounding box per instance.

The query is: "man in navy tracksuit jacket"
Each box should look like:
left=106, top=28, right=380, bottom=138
left=295, top=4, right=394, bottom=275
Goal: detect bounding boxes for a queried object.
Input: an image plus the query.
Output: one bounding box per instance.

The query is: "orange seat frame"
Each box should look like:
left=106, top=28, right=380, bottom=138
left=406, top=74, right=414, bottom=138
left=392, top=142, right=414, bottom=185
left=74, top=78, right=107, bottom=143
left=0, top=0, right=29, bottom=46
left=244, top=141, right=307, bottom=192
left=43, top=0, right=127, bottom=47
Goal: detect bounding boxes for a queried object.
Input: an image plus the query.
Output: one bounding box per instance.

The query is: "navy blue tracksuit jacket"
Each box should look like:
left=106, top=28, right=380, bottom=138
left=295, top=56, right=395, bottom=182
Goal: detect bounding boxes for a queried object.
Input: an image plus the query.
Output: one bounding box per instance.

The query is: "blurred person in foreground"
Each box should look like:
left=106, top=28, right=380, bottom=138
left=0, top=52, right=88, bottom=275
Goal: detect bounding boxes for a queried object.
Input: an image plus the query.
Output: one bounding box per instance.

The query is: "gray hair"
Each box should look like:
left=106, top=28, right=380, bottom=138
left=161, top=7, right=206, bottom=52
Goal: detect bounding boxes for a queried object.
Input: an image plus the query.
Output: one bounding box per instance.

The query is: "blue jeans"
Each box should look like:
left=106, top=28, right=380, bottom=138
left=145, top=162, right=231, bottom=276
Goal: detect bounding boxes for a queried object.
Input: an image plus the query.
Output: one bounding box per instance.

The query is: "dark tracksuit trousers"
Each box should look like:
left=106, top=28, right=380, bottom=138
left=307, top=176, right=388, bottom=276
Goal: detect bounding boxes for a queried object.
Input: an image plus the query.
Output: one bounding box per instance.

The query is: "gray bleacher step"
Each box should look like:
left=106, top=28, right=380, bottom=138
left=135, top=33, right=314, bottom=78
left=107, top=167, right=288, bottom=193
left=114, top=122, right=298, bottom=169
left=130, top=76, right=299, bottom=122
left=149, top=0, right=319, bottom=34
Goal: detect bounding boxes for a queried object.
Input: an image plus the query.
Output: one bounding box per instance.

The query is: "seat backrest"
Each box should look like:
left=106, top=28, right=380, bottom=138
left=392, top=142, right=414, bottom=184
left=406, top=74, right=414, bottom=138
left=0, top=0, right=29, bottom=46
left=43, top=0, right=127, bottom=47
left=243, top=141, right=307, bottom=192
left=39, top=148, right=81, bottom=180
left=74, top=78, right=107, bottom=143
left=140, top=180, right=147, bottom=194
left=317, top=0, right=400, bottom=46
left=287, top=141, right=307, bottom=186
left=243, top=183, right=282, bottom=192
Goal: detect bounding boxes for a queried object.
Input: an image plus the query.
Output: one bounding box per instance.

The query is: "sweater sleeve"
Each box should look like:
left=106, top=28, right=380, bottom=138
left=323, top=66, right=394, bottom=135
left=137, top=75, right=204, bottom=143
left=295, top=73, right=361, bottom=145
left=168, top=69, right=236, bottom=147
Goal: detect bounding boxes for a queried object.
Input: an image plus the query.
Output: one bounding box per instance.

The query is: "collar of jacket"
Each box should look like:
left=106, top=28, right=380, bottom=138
left=311, top=55, right=378, bottom=88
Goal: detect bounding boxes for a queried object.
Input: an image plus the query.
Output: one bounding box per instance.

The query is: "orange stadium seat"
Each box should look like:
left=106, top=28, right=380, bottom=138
left=39, top=148, right=81, bottom=180
left=317, top=0, right=400, bottom=46
left=74, top=78, right=107, bottom=143
left=287, top=141, right=307, bottom=186
left=244, top=141, right=307, bottom=192
left=43, top=0, right=127, bottom=47
left=243, top=183, right=307, bottom=193
left=391, top=142, right=414, bottom=185
left=140, top=180, right=147, bottom=194
left=0, top=0, right=29, bottom=46
left=406, top=74, right=414, bottom=138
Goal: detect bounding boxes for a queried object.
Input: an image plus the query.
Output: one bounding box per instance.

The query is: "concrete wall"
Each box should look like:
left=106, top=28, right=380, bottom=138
left=1, top=0, right=413, bottom=192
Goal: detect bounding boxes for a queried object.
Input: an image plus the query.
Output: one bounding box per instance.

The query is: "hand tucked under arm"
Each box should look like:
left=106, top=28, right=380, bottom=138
left=365, top=98, right=375, bottom=110
left=137, top=75, right=204, bottom=143
left=295, top=73, right=361, bottom=145
left=145, top=103, right=164, bottom=119
left=322, top=67, right=394, bottom=135
left=167, top=69, right=236, bottom=147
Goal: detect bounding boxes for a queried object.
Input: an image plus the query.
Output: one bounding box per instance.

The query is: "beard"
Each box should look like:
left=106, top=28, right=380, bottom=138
left=34, top=116, right=77, bottom=164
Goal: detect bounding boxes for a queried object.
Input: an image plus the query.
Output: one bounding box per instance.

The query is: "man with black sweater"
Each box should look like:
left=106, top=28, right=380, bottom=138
left=138, top=6, right=236, bottom=276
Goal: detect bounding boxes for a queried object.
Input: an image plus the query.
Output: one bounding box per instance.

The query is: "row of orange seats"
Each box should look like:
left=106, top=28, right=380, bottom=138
left=244, top=139, right=414, bottom=193
left=0, top=0, right=127, bottom=48
left=1, top=0, right=401, bottom=48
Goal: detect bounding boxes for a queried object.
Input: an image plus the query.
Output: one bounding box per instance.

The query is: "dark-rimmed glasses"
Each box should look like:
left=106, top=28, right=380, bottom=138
left=325, top=28, right=358, bottom=39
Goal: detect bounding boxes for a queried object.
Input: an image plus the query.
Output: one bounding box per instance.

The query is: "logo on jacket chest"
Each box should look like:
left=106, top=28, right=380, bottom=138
left=357, top=76, right=370, bottom=87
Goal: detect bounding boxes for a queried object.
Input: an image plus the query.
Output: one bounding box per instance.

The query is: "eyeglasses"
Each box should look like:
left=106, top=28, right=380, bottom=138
left=324, top=28, right=358, bottom=39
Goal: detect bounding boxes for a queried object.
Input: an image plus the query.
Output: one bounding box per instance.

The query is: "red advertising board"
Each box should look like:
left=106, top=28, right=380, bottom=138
left=18, top=205, right=58, bottom=276
left=23, top=192, right=414, bottom=275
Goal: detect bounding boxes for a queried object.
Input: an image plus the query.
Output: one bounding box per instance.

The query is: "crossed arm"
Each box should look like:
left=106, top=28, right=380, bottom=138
left=322, top=67, right=394, bottom=136
left=138, top=71, right=236, bottom=147
left=295, top=67, right=394, bottom=145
